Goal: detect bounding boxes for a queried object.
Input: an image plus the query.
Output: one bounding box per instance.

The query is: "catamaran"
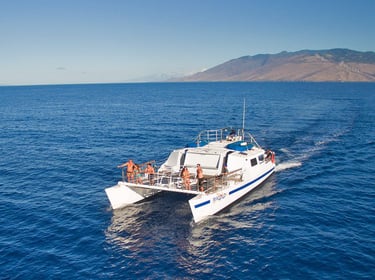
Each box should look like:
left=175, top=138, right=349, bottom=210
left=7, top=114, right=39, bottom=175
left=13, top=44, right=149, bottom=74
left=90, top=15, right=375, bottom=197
left=105, top=127, right=276, bottom=223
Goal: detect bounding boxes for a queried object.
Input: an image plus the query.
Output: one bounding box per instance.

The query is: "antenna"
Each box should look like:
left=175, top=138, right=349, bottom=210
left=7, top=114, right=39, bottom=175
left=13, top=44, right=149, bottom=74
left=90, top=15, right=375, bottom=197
left=242, top=98, right=246, bottom=138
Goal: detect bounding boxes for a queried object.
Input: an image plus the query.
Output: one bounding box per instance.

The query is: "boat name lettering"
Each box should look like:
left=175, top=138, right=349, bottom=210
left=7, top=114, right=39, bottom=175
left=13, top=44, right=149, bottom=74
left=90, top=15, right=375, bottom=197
left=213, top=192, right=227, bottom=202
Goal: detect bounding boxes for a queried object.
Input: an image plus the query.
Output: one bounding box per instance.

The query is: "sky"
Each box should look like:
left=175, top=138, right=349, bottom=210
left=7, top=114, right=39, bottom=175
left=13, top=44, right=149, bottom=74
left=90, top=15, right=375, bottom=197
left=1, top=0, right=374, bottom=85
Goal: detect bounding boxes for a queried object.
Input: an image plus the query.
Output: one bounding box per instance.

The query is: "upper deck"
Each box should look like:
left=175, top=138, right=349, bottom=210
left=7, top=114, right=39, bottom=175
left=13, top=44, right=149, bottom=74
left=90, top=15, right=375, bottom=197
left=190, top=127, right=261, bottom=150
left=158, top=128, right=266, bottom=177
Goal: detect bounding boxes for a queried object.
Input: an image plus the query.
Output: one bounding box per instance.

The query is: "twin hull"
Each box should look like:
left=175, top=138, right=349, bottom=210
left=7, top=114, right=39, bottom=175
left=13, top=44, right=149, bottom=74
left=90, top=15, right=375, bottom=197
left=105, top=127, right=276, bottom=223
left=105, top=164, right=275, bottom=223
left=189, top=166, right=274, bottom=222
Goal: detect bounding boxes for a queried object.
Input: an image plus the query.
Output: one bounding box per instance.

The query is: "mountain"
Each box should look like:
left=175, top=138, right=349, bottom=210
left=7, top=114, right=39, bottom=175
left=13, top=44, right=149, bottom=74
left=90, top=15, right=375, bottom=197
left=174, top=49, right=375, bottom=82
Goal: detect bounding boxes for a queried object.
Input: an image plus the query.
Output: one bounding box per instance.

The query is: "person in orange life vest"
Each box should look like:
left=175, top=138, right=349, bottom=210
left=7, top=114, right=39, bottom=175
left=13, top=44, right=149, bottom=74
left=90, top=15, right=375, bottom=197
left=181, top=167, right=191, bottom=190
left=196, top=164, right=204, bottom=191
left=117, top=159, right=136, bottom=182
left=145, top=163, right=155, bottom=185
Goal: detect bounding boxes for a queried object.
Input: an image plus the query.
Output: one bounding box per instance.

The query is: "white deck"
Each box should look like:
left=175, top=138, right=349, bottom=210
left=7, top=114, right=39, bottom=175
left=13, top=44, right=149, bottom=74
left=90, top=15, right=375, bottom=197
left=120, top=181, right=202, bottom=195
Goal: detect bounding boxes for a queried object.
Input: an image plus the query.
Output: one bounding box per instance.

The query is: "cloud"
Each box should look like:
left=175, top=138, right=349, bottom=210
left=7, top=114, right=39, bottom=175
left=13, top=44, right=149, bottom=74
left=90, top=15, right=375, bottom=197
left=56, top=67, right=66, bottom=71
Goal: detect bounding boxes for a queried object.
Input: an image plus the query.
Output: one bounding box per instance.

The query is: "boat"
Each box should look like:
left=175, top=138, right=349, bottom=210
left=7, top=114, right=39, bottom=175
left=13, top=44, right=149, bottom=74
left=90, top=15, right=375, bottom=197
left=105, top=127, right=276, bottom=223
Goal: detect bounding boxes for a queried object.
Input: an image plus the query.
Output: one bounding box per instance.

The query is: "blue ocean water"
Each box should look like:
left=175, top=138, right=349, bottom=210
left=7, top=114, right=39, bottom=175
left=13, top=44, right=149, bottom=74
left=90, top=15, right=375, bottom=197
left=0, top=82, right=374, bottom=279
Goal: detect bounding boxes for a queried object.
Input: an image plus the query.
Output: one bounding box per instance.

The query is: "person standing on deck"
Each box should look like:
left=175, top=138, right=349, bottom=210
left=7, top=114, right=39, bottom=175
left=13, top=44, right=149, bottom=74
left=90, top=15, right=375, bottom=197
left=181, top=167, right=191, bottom=190
left=117, top=159, right=136, bottom=183
left=134, top=164, right=143, bottom=184
left=196, top=164, right=204, bottom=191
left=145, top=163, right=155, bottom=185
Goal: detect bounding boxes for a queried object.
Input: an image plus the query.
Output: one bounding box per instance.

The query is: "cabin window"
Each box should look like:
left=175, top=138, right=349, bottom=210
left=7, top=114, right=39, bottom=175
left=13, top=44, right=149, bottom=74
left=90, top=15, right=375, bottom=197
left=258, top=154, right=264, bottom=163
left=251, top=158, right=258, bottom=167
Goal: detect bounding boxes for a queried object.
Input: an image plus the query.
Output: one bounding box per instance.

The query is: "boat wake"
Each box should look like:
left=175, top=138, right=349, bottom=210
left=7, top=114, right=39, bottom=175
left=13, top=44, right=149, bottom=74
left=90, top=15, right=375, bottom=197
left=275, top=126, right=348, bottom=173
left=275, top=147, right=302, bottom=172
left=275, top=161, right=302, bottom=172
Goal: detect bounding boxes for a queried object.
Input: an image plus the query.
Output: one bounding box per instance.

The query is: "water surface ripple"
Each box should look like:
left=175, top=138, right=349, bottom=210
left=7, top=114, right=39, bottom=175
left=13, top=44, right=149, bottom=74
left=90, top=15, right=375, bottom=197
left=0, top=82, right=374, bottom=279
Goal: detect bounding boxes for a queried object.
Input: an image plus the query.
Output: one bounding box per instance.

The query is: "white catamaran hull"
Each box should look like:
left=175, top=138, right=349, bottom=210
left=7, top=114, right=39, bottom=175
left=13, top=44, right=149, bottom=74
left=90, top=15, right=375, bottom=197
left=105, top=182, right=160, bottom=209
left=189, top=166, right=274, bottom=223
left=105, top=127, right=276, bottom=223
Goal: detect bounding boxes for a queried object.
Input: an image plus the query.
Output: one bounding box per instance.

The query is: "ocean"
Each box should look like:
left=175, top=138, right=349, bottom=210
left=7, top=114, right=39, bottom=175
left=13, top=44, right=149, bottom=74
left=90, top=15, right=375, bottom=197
left=0, top=82, right=374, bottom=279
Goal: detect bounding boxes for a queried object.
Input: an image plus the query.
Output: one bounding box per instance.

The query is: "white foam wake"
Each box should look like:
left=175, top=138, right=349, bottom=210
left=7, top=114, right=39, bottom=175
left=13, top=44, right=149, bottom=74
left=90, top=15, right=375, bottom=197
left=275, top=161, right=302, bottom=172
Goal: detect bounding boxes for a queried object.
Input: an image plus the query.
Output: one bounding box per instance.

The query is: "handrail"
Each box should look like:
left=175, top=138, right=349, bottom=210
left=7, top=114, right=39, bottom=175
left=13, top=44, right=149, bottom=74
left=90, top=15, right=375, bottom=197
left=194, top=127, right=261, bottom=148
left=120, top=160, right=156, bottom=182
left=120, top=166, right=244, bottom=194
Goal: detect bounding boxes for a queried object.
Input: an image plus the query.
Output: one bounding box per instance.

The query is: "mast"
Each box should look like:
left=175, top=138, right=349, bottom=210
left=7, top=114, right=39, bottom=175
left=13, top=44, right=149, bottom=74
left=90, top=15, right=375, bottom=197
left=242, top=98, right=246, bottom=138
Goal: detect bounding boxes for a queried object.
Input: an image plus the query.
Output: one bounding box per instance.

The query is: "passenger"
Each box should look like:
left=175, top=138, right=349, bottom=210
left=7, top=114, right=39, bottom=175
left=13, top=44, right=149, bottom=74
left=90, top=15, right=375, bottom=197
left=134, top=164, right=143, bottom=184
left=145, top=163, right=155, bottom=185
left=222, top=164, right=228, bottom=181
left=222, top=164, right=228, bottom=174
left=227, top=129, right=236, bottom=141
left=265, top=150, right=272, bottom=161
left=196, top=163, right=204, bottom=191
left=181, top=167, right=191, bottom=190
left=117, top=159, right=136, bottom=183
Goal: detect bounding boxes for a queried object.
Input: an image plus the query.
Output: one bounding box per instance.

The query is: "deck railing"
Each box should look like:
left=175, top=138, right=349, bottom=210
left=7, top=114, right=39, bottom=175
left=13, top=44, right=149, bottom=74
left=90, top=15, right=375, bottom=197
left=120, top=165, right=244, bottom=194
left=195, top=127, right=260, bottom=148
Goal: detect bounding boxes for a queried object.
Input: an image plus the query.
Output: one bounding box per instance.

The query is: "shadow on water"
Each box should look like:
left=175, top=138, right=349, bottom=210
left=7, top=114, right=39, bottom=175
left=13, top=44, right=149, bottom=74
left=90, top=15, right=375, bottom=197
left=105, top=174, right=280, bottom=246
left=103, top=176, right=280, bottom=277
left=105, top=192, right=194, bottom=247
left=107, top=176, right=278, bottom=227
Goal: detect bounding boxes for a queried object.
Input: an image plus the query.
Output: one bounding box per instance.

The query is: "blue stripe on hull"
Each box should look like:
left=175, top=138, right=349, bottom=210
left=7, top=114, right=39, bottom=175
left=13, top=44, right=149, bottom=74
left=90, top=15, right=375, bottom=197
left=194, top=200, right=210, bottom=208
left=194, top=167, right=274, bottom=209
left=229, top=167, right=274, bottom=195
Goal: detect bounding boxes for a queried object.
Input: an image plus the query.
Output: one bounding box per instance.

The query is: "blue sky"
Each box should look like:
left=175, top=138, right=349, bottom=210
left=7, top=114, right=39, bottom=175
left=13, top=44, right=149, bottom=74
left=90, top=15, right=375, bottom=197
left=1, top=0, right=374, bottom=85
